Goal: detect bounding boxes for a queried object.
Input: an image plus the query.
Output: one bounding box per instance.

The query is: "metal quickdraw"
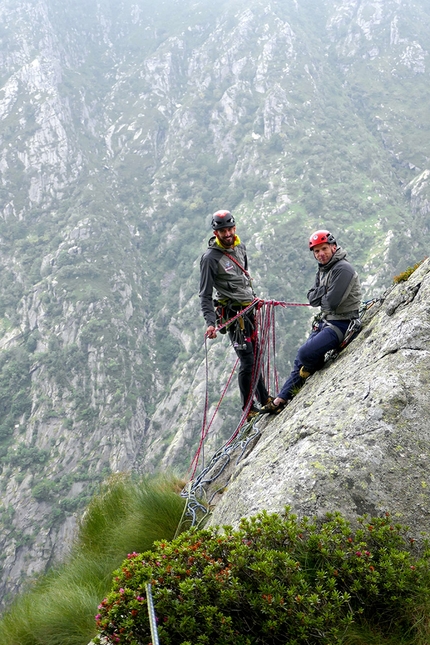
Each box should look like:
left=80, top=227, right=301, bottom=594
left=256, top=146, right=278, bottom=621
left=232, top=315, right=247, bottom=350
left=311, top=312, right=323, bottom=332
left=229, top=304, right=256, bottom=350
left=213, top=299, right=227, bottom=334
left=339, top=317, right=362, bottom=348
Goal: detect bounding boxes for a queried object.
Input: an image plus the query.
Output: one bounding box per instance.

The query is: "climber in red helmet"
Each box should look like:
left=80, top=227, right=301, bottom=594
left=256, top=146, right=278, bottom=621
left=199, top=210, right=272, bottom=421
left=261, top=229, right=362, bottom=414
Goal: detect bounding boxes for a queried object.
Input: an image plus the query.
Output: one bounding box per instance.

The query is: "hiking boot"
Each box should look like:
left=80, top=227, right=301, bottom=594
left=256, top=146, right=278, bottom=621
left=260, top=399, right=287, bottom=414
left=299, top=366, right=312, bottom=379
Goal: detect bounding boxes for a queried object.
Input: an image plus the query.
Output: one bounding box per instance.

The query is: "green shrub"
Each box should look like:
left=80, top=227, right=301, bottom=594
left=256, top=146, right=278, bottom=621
left=7, top=445, right=50, bottom=470
left=95, top=509, right=430, bottom=645
left=393, top=259, right=425, bottom=283
left=32, top=479, right=56, bottom=502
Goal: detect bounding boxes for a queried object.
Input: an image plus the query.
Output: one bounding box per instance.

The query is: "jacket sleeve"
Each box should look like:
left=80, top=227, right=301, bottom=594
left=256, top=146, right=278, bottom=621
left=321, top=262, right=355, bottom=312
left=307, top=272, right=326, bottom=306
left=199, top=251, right=218, bottom=327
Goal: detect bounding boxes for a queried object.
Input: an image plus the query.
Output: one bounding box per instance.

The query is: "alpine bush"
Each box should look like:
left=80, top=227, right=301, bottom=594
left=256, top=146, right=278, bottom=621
left=393, top=259, right=425, bottom=283
left=95, top=509, right=430, bottom=645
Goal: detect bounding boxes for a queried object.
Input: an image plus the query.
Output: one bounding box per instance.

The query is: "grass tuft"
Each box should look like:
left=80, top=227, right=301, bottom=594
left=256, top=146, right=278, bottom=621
left=0, top=472, right=186, bottom=645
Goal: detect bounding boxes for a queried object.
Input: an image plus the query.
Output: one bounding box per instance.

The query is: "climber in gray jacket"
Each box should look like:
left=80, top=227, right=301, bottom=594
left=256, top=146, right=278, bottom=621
left=262, top=229, right=362, bottom=414
left=199, top=210, right=271, bottom=420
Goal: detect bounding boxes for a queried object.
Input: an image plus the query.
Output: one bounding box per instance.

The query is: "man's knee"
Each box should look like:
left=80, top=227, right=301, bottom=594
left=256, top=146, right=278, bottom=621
left=297, top=330, right=337, bottom=368
left=297, top=342, right=316, bottom=368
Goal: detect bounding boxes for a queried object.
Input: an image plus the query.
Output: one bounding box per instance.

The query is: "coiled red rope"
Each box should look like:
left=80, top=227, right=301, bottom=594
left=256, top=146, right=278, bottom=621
left=188, top=298, right=310, bottom=478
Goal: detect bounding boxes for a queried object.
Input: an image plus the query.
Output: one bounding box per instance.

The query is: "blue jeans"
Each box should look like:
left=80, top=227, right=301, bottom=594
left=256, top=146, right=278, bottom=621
left=277, top=320, right=349, bottom=402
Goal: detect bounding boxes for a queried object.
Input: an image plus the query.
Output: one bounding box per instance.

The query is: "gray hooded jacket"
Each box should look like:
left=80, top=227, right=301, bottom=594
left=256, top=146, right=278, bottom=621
left=307, top=247, right=362, bottom=320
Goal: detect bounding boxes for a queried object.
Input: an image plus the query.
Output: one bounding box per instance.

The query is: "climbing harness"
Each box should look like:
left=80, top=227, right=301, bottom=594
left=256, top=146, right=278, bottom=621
left=208, top=297, right=261, bottom=336
left=228, top=303, right=254, bottom=349
left=323, top=317, right=362, bottom=361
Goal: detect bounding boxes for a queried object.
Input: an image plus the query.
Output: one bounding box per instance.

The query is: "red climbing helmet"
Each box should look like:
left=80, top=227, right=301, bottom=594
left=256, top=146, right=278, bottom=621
left=309, top=229, right=336, bottom=250
left=211, top=210, right=236, bottom=230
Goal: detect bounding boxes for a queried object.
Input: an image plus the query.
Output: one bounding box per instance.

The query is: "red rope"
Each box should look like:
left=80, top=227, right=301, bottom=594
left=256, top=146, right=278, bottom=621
left=225, top=302, right=276, bottom=445
left=206, top=298, right=260, bottom=336
left=267, top=300, right=310, bottom=306
left=189, top=299, right=310, bottom=476
left=188, top=347, right=239, bottom=479
left=205, top=299, right=309, bottom=339
left=271, top=305, right=279, bottom=393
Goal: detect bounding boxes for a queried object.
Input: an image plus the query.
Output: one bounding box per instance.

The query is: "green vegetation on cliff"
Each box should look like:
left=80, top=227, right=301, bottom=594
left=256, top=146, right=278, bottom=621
left=0, top=474, right=186, bottom=645
left=1, top=476, right=429, bottom=645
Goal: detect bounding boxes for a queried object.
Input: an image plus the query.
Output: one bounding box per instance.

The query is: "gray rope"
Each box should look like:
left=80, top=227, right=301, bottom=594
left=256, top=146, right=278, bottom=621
left=181, top=417, right=262, bottom=527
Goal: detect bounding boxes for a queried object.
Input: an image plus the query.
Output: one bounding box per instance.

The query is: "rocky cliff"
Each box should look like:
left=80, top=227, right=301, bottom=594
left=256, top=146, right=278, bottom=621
left=201, top=259, right=430, bottom=535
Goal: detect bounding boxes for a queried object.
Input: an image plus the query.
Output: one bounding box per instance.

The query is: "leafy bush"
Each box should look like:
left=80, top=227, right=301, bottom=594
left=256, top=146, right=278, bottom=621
left=0, top=348, right=32, bottom=443
left=7, top=444, right=50, bottom=470
left=32, top=479, right=56, bottom=502
left=95, top=509, right=430, bottom=645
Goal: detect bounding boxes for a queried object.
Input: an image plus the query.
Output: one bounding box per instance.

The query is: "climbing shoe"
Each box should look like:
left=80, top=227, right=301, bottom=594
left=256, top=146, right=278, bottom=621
left=246, top=406, right=260, bottom=422
left=260, top=399, right=287, bottom=414
left=299, top=366, right=312, bottom=379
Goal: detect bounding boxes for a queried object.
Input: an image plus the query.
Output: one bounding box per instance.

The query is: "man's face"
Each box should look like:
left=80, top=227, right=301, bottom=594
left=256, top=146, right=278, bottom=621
left=215, top=225, right=236, bottom=248
left=312, top=242, right=337, bottom=265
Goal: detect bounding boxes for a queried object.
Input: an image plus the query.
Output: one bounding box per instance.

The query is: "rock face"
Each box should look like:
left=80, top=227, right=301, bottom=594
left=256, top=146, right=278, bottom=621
left=207, top=259, right=430, bottom=534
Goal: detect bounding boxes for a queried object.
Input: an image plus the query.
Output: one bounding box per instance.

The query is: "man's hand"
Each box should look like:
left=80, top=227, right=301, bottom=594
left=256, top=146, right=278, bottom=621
left=206, top=325, right=217, bottom=339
